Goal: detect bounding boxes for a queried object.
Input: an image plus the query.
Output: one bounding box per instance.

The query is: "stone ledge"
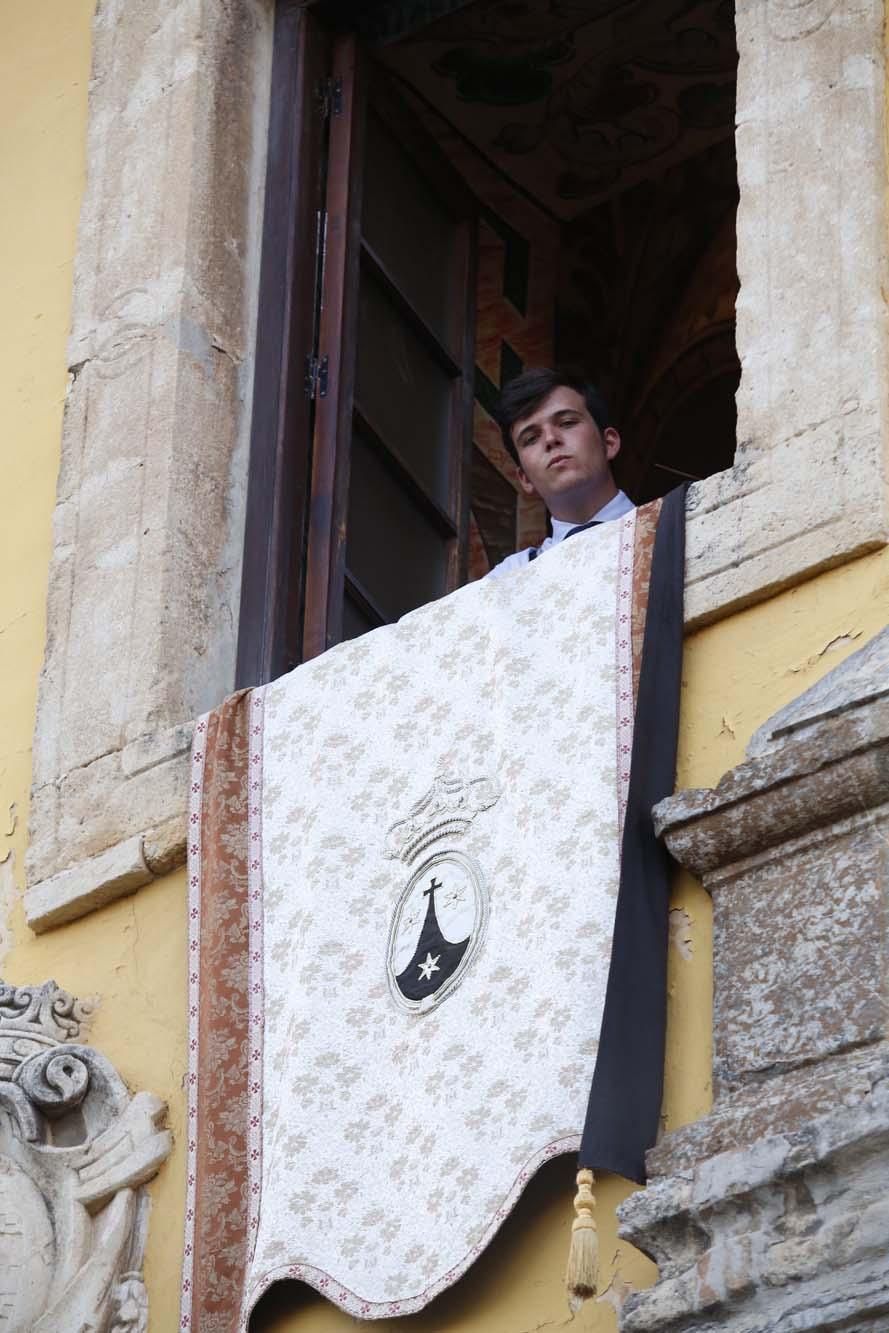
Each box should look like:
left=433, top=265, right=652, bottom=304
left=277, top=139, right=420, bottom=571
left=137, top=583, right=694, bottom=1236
left=747, top=622, right=889, bottom=757
left=24, top=816, right=187, bottom=934
left=619, top=1076, right=889, bottom=1332
left=654, top=695, right=889, bottom=877
left=647, top=1045, right=889, bottom=1179
left=653, top=632, right=889, bottom=1112
left=27, top=723, right=193, bottom=890
left=683, top=470, right=889, bottom=632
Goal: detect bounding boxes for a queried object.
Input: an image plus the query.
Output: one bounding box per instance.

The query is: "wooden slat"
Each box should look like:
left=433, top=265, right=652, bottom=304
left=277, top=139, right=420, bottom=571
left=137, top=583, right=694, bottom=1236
left=359, top=241, right=462, bottom=378
left=358, top=72, right=478, bottom=602
left=353, top=406, right=459, bottom=537
left=344, top=569, right=388, bottom=627
left=302, top=54, right=477, bottom=657
left=368, top=69, right=476, bottom=222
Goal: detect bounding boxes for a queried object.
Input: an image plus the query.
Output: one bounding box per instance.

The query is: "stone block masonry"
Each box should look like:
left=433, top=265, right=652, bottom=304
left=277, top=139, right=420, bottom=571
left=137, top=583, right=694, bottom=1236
left=25, top=0, right=274, bottom=927
left=619, top=626, right=889, bottom=1332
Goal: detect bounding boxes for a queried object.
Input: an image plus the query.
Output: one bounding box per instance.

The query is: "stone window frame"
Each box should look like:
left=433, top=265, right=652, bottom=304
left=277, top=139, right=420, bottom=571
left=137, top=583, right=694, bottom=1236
left=25, top=0, right=889, bottom=931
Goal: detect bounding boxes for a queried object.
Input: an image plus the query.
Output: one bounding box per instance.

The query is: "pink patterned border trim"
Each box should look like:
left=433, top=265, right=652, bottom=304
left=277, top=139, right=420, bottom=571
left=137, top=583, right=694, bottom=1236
left=179, top=712, right=210, bottom=1331
left=243, top=1133, right=581, bottom=1320
left=615, top=509, right=636, bottom=837
left=239, top=690, right=266, bottom=1332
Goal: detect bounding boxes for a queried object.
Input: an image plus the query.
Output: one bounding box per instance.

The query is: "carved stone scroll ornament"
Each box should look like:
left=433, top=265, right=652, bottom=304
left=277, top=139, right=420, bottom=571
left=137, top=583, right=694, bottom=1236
left=0, top=980, right=171, bottom=1332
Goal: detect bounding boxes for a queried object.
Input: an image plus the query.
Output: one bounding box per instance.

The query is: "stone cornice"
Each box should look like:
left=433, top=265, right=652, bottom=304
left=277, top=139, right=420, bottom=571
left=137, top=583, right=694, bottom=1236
left=654, top=695, right=889, bottom=879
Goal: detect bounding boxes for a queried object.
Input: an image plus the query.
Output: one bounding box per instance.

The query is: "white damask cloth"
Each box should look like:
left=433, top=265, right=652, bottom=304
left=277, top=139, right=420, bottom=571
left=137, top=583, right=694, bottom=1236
left=242, top=512, right=635, bottom=1320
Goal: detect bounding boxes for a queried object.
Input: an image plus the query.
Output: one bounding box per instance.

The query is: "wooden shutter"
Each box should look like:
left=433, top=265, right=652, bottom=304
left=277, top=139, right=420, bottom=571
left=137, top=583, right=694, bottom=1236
left=238, top=16, right=477, bottom=682
left=302, top=38, right=477, bottom=660
left=237, top=3, right=331, bottom=686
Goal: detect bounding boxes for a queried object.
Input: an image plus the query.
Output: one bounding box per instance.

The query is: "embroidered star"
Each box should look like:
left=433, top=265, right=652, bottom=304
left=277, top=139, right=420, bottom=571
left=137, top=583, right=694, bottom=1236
left=417, top=953, right=441, bottom=982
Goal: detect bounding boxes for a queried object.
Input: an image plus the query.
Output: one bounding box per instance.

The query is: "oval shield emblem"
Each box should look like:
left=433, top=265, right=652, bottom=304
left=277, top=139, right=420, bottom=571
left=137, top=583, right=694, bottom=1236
left=387, top=850, right=488, bottom=1014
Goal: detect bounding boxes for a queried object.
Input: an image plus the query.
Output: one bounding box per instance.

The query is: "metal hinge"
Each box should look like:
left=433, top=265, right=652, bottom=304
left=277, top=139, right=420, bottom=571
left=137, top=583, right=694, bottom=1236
left=316, top=75, right=343, bottom=120
left=305, top=353, right=329, bottom=400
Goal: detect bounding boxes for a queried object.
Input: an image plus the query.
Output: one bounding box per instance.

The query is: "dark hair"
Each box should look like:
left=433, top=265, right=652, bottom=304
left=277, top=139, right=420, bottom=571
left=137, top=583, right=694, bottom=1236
left=494, top=367, right=610, bottom=465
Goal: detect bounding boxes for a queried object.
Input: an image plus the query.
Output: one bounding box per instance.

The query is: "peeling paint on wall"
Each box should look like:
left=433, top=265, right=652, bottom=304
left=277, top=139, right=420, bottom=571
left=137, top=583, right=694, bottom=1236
left=0, top=804, right=17, bottom=968
left=669, top=906, right=694, bottom=960
left=0, top=848, right=15, bottom=970
left=787, top=629, right=863, bottom=675
left=596, top=1258, right=636, bottom=1318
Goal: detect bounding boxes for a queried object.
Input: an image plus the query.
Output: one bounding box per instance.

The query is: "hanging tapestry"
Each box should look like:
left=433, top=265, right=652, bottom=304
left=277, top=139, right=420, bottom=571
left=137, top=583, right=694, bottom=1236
left=180, top=492, right=684, bottom=1328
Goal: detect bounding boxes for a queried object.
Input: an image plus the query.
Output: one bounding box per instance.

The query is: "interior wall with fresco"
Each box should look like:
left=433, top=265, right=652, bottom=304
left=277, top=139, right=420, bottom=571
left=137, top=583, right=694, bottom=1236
left=374, top=0, right=738, bottom=576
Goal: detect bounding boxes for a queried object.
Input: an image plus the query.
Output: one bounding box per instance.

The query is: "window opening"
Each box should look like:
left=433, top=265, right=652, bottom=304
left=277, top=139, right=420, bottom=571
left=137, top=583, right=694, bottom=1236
left=376, top=0, right=739, bottom=575
left=238, top=0, right=738, bottom=681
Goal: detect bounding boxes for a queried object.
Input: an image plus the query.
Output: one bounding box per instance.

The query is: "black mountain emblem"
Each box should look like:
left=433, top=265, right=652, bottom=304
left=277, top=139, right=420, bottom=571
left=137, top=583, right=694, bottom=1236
left=395, top=877, right=470, bottom=1002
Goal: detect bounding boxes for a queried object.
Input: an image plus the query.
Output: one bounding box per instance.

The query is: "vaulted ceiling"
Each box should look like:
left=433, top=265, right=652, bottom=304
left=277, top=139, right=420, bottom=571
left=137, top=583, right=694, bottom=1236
left=379, top=0, right=736, bottom=220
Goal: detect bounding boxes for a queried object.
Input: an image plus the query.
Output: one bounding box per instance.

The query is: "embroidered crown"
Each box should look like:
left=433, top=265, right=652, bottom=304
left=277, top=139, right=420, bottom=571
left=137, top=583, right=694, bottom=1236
left=385, top=771, right=501, bottom=865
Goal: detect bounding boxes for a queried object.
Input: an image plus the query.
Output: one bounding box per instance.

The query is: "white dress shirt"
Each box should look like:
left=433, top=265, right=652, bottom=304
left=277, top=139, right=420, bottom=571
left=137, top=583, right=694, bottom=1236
left=486, top=490, right=635, bottom=579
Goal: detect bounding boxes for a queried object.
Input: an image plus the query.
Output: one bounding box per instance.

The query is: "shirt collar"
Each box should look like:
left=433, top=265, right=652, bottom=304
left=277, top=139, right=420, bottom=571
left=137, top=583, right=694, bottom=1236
left=550, top=490, right=633, bottom=544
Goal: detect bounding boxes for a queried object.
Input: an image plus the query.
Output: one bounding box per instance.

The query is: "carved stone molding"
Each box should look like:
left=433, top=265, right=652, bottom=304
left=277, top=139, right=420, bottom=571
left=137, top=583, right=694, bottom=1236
left=685, top=0, right=889, bottom=626
left=0, top=980, right=171, bottom=1331
left=651, top=694, right=889, bottom=881
left=766, top=0, right=837, bottom=41
left=24, top=0, right=275, bottom=927
left=618, top=627, right=889, bottom=1330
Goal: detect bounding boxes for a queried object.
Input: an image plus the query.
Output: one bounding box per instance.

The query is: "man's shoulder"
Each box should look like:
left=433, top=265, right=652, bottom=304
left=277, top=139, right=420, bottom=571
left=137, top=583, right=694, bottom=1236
left=485, top=547, right=535, bottom=580
left=484, top=496, right=635, bottom=580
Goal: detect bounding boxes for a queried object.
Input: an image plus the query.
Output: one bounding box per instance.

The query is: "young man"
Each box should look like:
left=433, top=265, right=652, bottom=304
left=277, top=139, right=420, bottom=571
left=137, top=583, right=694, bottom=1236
left=487, top=367, right=633, bottom=578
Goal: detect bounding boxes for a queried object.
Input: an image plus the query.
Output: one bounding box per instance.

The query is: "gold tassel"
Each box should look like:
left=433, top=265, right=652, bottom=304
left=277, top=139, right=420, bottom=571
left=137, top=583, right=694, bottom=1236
left=565, top=1167, right=599, bottom=1312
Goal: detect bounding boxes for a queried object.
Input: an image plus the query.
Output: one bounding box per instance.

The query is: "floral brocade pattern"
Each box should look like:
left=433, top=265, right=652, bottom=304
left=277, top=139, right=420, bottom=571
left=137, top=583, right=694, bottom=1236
left=631, top=499, right=661, bottom=710
left=248, top=514, right=635, bottom=1318
left=181, top=692, right=253, bottom=1331
left=183, top=507, right=660, bottom=1328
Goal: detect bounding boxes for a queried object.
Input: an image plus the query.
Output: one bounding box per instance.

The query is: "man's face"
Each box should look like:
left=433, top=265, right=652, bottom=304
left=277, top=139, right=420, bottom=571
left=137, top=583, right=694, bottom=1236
left=510, top=386, right=621, bottom=519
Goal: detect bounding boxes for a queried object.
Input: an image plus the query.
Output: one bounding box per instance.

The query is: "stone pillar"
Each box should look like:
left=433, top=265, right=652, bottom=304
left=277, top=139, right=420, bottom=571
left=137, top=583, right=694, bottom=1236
left=25, top=0, right=274, bottom=929
left=618, top=627, right=889, bottom=1331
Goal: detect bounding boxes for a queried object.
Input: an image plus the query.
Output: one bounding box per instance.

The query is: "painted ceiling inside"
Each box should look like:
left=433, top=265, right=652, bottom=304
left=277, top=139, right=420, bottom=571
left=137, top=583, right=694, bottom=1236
left=379, top=0, right=736, bottom=220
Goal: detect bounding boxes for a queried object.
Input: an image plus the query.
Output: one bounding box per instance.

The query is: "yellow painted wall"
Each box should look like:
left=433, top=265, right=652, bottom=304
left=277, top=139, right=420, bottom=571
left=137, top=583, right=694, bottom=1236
left=0, top=6, right=187, bottom=1331
left=1, top=5, right=888, bottom=1332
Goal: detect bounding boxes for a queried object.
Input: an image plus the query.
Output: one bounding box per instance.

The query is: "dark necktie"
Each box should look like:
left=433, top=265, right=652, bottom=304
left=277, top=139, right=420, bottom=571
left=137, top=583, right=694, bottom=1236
left=564, top=518, right=602, bottom=540
left=528, top=518, right=601, bottom=561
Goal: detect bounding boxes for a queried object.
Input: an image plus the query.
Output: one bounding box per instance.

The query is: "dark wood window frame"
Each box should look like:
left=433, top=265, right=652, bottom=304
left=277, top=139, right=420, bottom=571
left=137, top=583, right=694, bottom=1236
left=236, top=0, right=327, bottom=688
left=237, top=1, right=476, bottom=687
